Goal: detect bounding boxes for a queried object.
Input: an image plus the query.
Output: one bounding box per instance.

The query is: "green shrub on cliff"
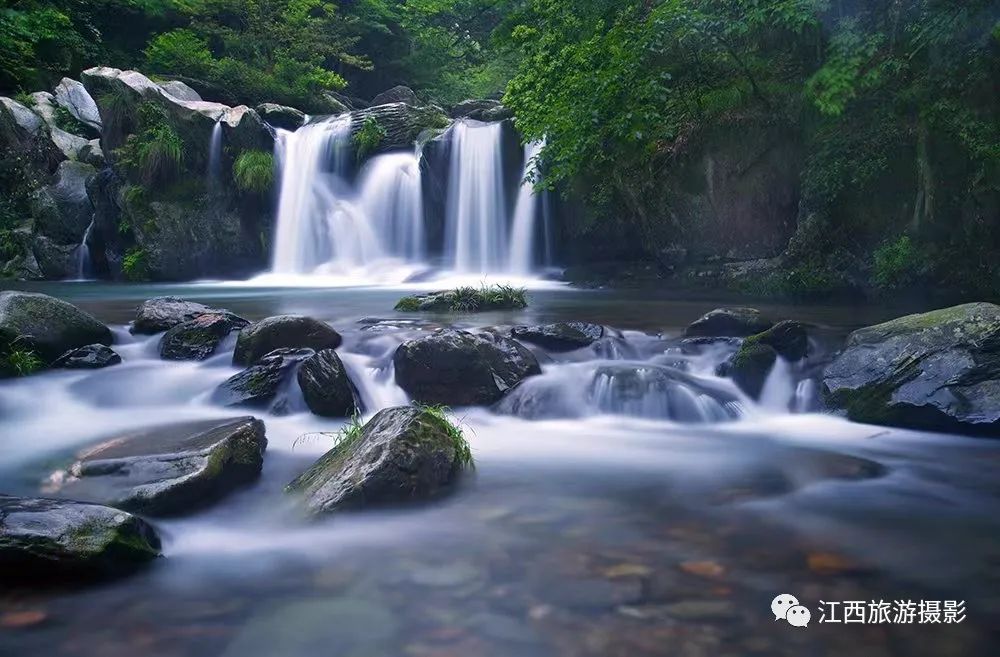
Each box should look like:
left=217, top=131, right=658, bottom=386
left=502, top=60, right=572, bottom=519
left=122, top=247, right=149, bottom=281
left=353, top=116, right=386, bottom=160
left=233, top=150, right=275, bottom=193
left=116, top=104, right=184, bottom=185
left=872, top=235, right=929, bottom=291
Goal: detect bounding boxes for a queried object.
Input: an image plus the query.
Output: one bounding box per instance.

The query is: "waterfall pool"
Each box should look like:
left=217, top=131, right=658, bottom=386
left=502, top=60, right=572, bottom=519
left=1, top=282, right=998, bottom=657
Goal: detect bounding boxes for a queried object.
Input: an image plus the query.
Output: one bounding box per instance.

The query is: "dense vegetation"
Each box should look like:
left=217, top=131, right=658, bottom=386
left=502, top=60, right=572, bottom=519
left=2, top=0, right=998, bottom=296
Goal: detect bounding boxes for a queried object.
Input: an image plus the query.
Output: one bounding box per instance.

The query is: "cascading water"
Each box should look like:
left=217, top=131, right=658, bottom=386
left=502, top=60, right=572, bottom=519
left=207, top=121, right=223, bottom=185
left=356, top=153, right=425, bottom=262
left=507, top=140, right=545, bottom=275
left=73, top=218, right=95, bottom=280
left=444, top=121, right=508, bottom=273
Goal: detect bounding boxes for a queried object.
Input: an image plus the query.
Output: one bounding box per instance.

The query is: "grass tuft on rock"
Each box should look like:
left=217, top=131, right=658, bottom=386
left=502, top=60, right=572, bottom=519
left=233, top=150, right=275, bottom=193
left=394, top=284, right=528, bottom=313
left=415, top=403, right=474, bottom=469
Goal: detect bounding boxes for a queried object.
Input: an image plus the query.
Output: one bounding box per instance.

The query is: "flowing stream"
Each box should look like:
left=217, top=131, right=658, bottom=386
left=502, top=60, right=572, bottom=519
left=1, top=283, right=998, bottom=657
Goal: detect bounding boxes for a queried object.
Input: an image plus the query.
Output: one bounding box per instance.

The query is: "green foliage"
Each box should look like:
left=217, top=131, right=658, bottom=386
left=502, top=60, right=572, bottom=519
left=415, top=403, right=474, bottom=469
left=233, top=150, right=275, bottom=193
left=122, top=246, right=148, bottom=281
left=353, top=115, right=386, bottom=160
left=395, top=284, right=528, bottom=312
left=53, top=105, right=86, bottom=136
left=115, top=103, right=184, bottom=184
left=144, top=29, right=214, bottom=79
left=872, top=235, right=928, bottom=291
left=1, top=344, right=42, bottom=377
left=98, top=86, right=138, bottom=147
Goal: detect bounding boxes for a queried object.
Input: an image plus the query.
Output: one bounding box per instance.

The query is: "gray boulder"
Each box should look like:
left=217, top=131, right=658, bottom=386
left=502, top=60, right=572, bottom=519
left=132, top=296, right=244, bottom=334
left=48, top=417, right=266, bottom=516
left=159, top=80, right=202, bottom=102
left=257, top=103, right=306, bottom=130
left=349, top=103, right=450, bottom=157
left=214, top=348, right=314, bottom=412
left=53, top=344, right=121, bottom=369
left=510, top=322, right=604, bottom=351
left=159, top=312, right=250, bottom=360
left=371, top=85, right=419, bottom=106
left=233, top=315, right=342, bottom=366
left=286, top=405, right=471, bottom=514
left=53, top=77, right=102, bottom=132
left=685, top=307, right=773, bottom=338
left=31, top=160, right=96, bottom=244
left=0, top=495, right=160, bottom=584
left=823, top=303, right=1000, bottom=435
left=450, top=99, right=512, bottom=121
left=393, top=329, right=541, bottom=406
left=297, top=349, right=360, bottom=417
left=0, top=291, right=112, bottom=363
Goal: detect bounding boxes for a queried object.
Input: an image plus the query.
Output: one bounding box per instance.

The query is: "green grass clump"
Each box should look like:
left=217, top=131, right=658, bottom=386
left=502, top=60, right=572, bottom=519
left=1, top=346, right=43, bottom=377
left=393, top=296, right=422, bottom=311
left=395, top=284, right=528, bottom=312
left=122, top=246, right=149, bottom=281
left=416, top=403, right=474, bottom=469
left=233, top=150, right=275, bottom=193
left=116, top=104, right=184, bottom=184
left=353, top=115, right=387, bottom=160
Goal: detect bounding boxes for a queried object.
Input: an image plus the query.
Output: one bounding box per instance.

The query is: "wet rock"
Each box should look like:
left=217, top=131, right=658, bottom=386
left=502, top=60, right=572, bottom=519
left=30, top=160, right=96, bottom=244
left=395, top=288, right=528, bottom=312
left=753, top=320, right=809, bottom=361
left=297, top=349, right=360, bottom=417
left=132, top=296, right=244, bottom=335
left=52, top=344, right=121, bottom=369
left=48, top=417, right=266, bottom=515
left=394, top=329, right=541, bottom=406
left=823, top=302, right=1000, bottom=435
left=159, top=312, right=249, bottom=361
left=371, top=85, right=419, bottom=106
left=256, top=103, right=306, bottom=130
left=214, top=348, right=313, bottom=411
left=0, top=495, right=160, bottom=584
left=727, top=341, right=778, bottom=399
left=53, top=77, right=102, bottom=133
left=510, top=322, right=605, bottom=351
left=286, top=405, right=471, bottom=514
left=0, top=291, right=112, bottom=364
left=233, top=315, right=342, bottom=366
left=684, top=307, right=773, bottom=338
left=348, top=103, right=450, bottom=157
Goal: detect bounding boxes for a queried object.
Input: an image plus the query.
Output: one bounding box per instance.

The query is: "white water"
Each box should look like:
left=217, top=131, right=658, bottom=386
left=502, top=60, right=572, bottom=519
left=208, top=121, right=223, bottom=184
left=72, top=218, right=95, bottom=280
left=507, top=140, right=545, bottom=274
left=356, top=152, right=425, bottom=262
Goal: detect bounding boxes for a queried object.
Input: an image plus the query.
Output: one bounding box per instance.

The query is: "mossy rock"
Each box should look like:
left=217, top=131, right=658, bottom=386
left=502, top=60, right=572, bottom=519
left=685, top=307, right=773, bottom=338
left=159, top=312, right=249, bottom=361
left=286, top=406, right=472, bottom=515
left=0, top=291, right=112, bottom=364
left=233, top=315, right=342, bottom=366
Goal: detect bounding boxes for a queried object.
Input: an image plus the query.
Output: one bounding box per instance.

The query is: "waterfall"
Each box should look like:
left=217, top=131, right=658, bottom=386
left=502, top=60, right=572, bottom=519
left=73, top=218, right=95, bottom=280
left=444, top=121, right=508, bottom=273
left=507, top=140, right=544, bottom=274
left=208, top=121, right=223, bottom=185
left=357, top=153, right=425, bottom=262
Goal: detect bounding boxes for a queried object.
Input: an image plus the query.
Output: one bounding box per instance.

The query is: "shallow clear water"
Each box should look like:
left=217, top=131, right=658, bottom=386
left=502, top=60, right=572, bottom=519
left=2, top=282, right=998, bottom=656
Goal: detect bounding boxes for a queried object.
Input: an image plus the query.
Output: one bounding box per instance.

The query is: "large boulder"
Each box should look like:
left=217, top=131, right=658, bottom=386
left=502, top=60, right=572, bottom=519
left=132, top=296, right=244, bottom=334
left=726, top=320, right=809, bottom=398
left=286, top=405, right=471, bottom=515
left=52, top=344, right=121, bottom=369
left=0, top=95, right=63, bottom=179
left=450, top=99, right=512, bottom=122
left=0, top=291, right=112, bottom=364
left=256, top=103, right=306, bottom=131
left=393, top=330, right=541, bottom=406
left=159, top=80, right=202, bottom=102
left=822, top=303, right=1000, bottom=435
left=371, top=85, right=419, bottom=106
left=213, top=348, right=314, bottom=412
left=0, top=495, right=160, bottom=584
left=47, top=417, right=267, bottom=515
left=233, top=315, right=342, bottom=366
left=159, top=312, right=250, bottom=360
left=684, top=307, right=773, bottom=338
left=53, top=77, right=102, bottom=133
left=31, top=160, right=96, bottom=244
left=349, top=103, right=450, bottom=157
left=297, top=349, right=360, bottom=417
left=510, top=322, right=604, bottom=352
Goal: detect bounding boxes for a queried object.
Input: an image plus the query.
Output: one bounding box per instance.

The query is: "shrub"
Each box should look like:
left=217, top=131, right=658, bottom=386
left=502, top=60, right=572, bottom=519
left=54, top=105, right=87, bottom=137
left=98, top=87, right=137, bottom=146
left=353, top=115, right=387, bottom=160
left=233, top=150, right=275, bottom=193
left=872, top=235, right=928, bottom=291
left=144, top=29, right=215, bottom=79
left=1, top=346, right=42, bottom=377
left=122, top=246, right=149, bottom=281
left=417, top=403, right=473, bottom=469
left=116, top=104, right=184, bottom=184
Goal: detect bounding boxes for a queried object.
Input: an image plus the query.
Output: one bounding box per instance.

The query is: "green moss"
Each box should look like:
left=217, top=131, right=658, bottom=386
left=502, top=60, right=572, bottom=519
left=354, top=115, right=387, bottom=160
left=115, top=103, right=184, bottom=184
left=122, top=247, right=149, bottom=281
left=395, top=284, right=528, bottom=312
left=872, top=235, right=929, bottom=291
left=394, top=296, right=422, bottom=311
left=415, top=404, right=473, bottom=469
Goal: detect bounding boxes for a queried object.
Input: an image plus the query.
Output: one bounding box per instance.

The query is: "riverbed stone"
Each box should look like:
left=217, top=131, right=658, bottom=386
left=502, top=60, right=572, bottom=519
left=822, top=302, right=1000, bottom=435
left=684, top=307, right=773, bottom=338
left=297, top=349, right=360, bottom=417
left=159, top=312, right=249, bottom=360
left=233, top=315, right=342, bottom=366
left=393, top=329, right=541, bottom=406
left=727, top=341, right=777, bottom=399
left=286, top=405, right=471, bottom=514
left=132, top=296, right=245, bottom=334
left=510, top=322, right=605, bottom=351
left=52, top=343, right=121, bottom=369
left=0, top=291, right=112, bottom=364
left=0, top=495, right=160, bottom=583
left=214, top=348, right=314, bottom=411
left=48, top=417, right=266, bottom=515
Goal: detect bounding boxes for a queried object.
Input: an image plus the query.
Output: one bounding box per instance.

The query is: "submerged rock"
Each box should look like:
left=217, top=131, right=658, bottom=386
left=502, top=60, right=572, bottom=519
left=52, top=344, right=121, bottom=369
left=159, top=312, right=249, bottom=360
left=823, top=303, right=1000, bottom=435
left=297, top=349, right=360, bottom=417
left=214, top=348, right=313, bottom=412
left=394, top=329, right=541, bottom=406
left=48, top=417, right=266, bottom=515
left=233, top=315, right=342, bottom=366
left=510, top=322, right=605, bottom=351
left=725, top=320, right=809, bottom=398
left=0, top=291, right=112, bottom=364
left=132, top=296, right=244, bottom=334
left=0, top=495, right=160, bottom=583
left=684, top=307, right=773, bottom=338
left=286, top=406, right=471, bottom=514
